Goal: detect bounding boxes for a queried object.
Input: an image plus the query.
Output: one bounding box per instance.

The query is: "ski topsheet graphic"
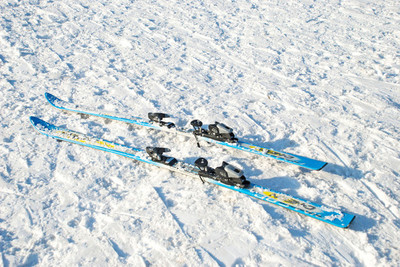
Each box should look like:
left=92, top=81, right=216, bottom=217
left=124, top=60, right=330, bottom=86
left=30, top=116, right=354, bottom=228
left=45, top=93, right=328, bottom=171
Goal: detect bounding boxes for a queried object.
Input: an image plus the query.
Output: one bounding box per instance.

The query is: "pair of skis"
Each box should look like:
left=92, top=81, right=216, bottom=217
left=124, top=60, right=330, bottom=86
left=29, top=93, right=355, bottom=228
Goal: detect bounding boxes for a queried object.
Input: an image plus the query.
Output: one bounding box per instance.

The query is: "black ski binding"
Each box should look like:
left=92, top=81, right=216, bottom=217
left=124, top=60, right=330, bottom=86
left=190, top=120, right=204, bottom=133
left=208, top=121, right=237, bottom=142
left=194, top=157, right=209, bottom=184
left=194, top=158, right=250, bottom=188
left=195, top=157, right=209, bottom=172
left=190, top=119, right=238, bottom=143
left=215, top=161, right=250, bottom=188
left=146, top=147, right=177, bottom=166
left=190, top=120, right=206, bottom=147
left=148, top=113, right=175, bottom=129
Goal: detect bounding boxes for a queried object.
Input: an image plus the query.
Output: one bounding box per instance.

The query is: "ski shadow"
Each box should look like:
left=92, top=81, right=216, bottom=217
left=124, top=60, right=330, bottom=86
left=346, top=213, right=375, bottom=231
left=230, top=157, right=265, bottom=177
left=322, top=163, right=364, bottom=179
left=241, top=135, right=365, bottom=180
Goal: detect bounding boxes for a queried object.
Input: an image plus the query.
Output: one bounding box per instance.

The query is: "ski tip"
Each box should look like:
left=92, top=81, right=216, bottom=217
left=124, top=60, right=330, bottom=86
left=44, top=92, right=63, bottom=107
left=30, top=116, right=42, bottom=132
left=29, top=116, right=46, bottom=129
left=44, top=92, right=54, bottom=100
left=29, top=116, right=41, bottom=125
left=30, top=116, right=54, bottom=131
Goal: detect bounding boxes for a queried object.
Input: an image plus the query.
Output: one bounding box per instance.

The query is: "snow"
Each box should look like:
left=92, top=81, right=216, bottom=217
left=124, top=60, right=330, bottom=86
left=1, top=0, right=399, bottom=265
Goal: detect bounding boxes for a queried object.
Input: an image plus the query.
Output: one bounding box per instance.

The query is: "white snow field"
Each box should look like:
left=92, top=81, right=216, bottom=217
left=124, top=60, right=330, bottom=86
left=1, top=0, right=399, bottom=266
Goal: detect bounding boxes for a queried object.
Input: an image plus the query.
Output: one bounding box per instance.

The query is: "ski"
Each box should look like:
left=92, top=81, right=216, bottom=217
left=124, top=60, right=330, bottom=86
left=45, top=92, right=327, bottom=171
left=30, top=116, right=354, bottom=228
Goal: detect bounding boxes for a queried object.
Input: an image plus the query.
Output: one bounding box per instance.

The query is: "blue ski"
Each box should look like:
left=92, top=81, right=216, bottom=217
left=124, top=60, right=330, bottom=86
left=30, top=116, right=354, bottom=228
left=45, top=92, right=327, bottom=171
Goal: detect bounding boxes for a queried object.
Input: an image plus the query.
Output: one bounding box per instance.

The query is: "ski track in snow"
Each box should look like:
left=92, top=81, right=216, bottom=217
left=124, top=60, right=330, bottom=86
left=1, top=0, right=400, bottom=265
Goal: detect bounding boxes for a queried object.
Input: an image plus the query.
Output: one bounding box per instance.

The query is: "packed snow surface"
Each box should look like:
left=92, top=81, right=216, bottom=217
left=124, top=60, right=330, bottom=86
left=1, top=0, right=399, bottom=266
